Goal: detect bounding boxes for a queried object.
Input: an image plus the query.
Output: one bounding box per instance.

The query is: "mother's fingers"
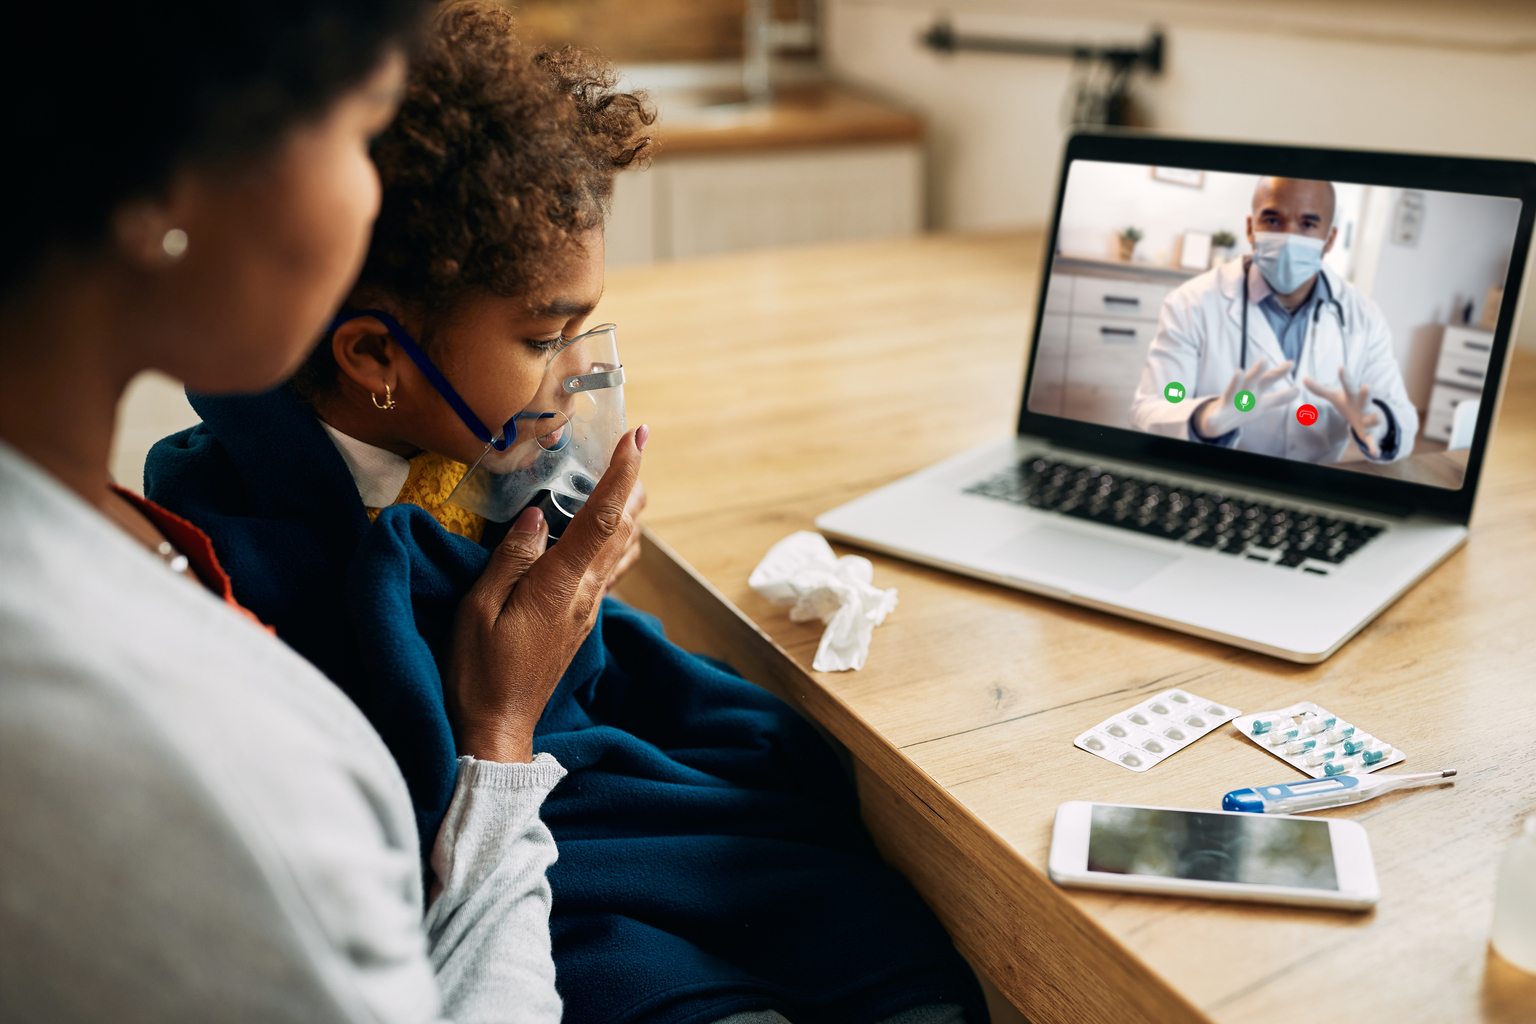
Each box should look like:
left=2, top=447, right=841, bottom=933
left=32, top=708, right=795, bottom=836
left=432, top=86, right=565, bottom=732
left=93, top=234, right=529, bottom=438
left=623, top=477, right=648, bottom=520
left=607, top=479, right=648, bottom=591
left=467, top=506, right=550, bottom=621
left=536, top=425, right=647, bottom=592
left=606, top=532, right=643, bottom=593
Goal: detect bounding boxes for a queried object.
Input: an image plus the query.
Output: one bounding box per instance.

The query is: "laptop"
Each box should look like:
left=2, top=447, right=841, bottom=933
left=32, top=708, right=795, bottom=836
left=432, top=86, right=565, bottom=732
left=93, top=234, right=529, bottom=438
left=817, top=132, right=1536, bottom=662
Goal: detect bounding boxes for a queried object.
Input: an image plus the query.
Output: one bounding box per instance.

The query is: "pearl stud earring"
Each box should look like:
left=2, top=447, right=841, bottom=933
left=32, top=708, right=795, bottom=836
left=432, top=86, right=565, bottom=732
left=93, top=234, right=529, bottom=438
left=161, top=228, right=188, bottom=260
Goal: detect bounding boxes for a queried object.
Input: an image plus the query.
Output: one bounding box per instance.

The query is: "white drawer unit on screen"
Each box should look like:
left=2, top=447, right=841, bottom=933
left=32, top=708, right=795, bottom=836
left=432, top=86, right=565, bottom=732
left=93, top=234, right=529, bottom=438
left=1424, top=326, right=1493, bottom=443
left=1070, top=277, right=1173, bottom=321
left=1040, top=268, right=1180, bottom=429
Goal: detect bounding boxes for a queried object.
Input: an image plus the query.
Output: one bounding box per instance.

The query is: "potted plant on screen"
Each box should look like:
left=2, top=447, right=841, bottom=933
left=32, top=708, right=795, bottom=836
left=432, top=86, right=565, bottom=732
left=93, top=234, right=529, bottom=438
left=1116, top=226, right=1143, bottom=261
left=1210, top=230, right=1238, bottom=267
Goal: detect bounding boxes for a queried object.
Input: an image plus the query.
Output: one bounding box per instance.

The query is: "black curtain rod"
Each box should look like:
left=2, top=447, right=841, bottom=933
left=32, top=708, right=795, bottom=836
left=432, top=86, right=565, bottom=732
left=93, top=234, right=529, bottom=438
left=921, top=19, right=1164, bottom=73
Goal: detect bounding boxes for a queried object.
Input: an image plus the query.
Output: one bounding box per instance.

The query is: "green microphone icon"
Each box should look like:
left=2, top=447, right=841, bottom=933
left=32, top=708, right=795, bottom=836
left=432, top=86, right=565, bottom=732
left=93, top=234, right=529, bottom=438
left=1234, top=390, right=1256, bottom=412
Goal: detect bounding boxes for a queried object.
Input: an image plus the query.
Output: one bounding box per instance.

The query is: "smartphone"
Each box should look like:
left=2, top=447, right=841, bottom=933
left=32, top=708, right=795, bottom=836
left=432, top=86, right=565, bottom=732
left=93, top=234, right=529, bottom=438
left=1048, top=801, right=1379, bottom=910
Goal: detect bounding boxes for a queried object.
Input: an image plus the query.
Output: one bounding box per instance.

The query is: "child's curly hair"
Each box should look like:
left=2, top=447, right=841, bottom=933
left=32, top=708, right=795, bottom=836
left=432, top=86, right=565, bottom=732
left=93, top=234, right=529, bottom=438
left=296, top=1, right=653, bottom=394
left=364, top=0, right=653, bottom=306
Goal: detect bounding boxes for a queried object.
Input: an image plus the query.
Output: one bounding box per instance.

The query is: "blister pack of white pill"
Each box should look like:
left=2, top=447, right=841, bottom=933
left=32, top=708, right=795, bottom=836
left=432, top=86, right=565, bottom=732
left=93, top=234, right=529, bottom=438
left=1232, top=701, right=1404, bottom=779
left=1074, top=689, right=1242, bottom=772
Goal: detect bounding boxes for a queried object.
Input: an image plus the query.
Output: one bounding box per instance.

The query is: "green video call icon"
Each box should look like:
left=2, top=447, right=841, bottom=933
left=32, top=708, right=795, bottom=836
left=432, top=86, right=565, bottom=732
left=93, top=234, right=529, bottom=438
left=1164, top=381, right=1185, bottom=403
left=1235, top=390, right=1256, bottom=412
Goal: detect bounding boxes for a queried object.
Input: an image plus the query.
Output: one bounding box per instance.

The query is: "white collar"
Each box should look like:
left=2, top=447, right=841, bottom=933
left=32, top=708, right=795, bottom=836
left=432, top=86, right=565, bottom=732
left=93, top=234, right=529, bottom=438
left=319, top=421, right=410, bottom=509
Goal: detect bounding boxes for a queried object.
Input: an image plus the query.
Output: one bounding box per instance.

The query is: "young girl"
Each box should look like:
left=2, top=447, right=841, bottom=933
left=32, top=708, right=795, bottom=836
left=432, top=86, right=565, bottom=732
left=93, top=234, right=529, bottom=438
left=148, top=5, right=986, bottom=1023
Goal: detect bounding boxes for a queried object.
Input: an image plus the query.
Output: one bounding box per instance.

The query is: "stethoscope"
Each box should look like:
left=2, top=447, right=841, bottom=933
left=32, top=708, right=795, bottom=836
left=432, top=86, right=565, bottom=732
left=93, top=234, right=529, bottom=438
left=1239, top=257, right=1349, bottom=370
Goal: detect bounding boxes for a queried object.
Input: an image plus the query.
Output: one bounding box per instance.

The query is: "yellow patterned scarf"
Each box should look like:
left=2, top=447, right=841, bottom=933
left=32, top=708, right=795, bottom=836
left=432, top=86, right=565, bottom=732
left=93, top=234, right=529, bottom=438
left=365, top=450, right=487, bottom=544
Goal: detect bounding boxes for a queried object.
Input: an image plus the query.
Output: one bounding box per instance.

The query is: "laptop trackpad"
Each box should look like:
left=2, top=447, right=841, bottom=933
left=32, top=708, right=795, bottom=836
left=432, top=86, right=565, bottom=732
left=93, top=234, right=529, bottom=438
left=990, top=525, right=1178, bottom=592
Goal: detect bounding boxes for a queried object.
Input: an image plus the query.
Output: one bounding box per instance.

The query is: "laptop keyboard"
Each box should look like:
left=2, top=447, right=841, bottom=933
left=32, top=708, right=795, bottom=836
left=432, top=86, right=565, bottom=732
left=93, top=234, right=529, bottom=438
left=964, top=457, right=1383, bottom=573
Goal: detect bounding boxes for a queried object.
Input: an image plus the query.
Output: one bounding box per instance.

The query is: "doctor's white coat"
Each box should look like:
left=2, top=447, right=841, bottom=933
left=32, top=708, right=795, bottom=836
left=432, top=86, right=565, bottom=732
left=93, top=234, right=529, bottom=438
left=1129, top=259, right=1418, bottom=464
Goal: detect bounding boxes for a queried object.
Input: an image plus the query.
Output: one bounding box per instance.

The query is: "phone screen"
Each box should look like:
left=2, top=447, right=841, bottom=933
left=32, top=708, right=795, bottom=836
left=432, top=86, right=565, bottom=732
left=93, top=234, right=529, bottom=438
left=1088, top=805, right=1338, bottom=890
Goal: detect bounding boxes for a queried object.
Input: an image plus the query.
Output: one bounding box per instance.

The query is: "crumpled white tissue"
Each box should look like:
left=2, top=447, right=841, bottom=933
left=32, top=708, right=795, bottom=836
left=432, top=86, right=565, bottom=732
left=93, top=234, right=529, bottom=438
left=748, top=531, right=898, bottom=672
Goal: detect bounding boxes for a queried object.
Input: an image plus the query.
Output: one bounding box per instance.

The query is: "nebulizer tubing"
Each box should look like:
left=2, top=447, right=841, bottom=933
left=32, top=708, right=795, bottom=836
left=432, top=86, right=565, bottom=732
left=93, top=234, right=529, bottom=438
left=324, top=310, right=626, bottom=535
left=328, top=308, right=557, bottom=450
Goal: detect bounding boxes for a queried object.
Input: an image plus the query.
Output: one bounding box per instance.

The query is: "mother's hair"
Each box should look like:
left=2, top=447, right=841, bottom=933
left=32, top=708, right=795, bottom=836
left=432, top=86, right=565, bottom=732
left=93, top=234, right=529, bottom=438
left=2, top=1, right=423, bottom=298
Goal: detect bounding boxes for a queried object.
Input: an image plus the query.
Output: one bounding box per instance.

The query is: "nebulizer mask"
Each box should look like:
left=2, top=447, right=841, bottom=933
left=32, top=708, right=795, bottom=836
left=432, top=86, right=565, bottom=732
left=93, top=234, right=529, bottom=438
left=449, top=323, right=624, bottom=535
left=330, top=310, right=625, bottom=538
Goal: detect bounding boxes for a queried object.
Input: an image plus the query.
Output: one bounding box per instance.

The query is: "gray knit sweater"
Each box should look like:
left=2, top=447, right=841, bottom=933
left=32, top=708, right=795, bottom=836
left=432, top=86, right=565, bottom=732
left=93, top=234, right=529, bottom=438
left=0, top=441, right=566, bottom=1024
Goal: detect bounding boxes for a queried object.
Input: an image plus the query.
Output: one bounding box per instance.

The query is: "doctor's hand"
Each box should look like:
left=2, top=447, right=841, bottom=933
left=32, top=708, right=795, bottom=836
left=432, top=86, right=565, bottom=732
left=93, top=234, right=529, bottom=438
left=444, top=424, right=647, bottom=764
left=1305, top=367, right=1383, bottom=458
left=1193, top=359, right=1300, bottom=440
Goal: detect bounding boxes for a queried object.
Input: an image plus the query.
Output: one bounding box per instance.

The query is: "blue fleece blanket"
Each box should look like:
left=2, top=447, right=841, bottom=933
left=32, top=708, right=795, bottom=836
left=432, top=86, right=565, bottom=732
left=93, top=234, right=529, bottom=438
left=146, top=386, right=986, bottom=1024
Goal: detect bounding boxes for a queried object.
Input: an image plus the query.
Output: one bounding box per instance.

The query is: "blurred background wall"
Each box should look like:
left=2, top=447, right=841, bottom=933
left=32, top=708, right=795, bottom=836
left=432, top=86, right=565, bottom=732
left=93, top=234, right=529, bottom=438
left=110, top=0, right=1536, bottom=490
left=821, top=0, right=1536, bottom=345
left=510, top=0, right=810, bottom=61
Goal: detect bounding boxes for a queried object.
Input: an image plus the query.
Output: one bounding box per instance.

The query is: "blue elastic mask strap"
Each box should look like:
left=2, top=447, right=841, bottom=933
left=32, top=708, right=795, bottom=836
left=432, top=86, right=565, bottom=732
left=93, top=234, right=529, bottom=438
left=328, top=308, right=517, bottom=450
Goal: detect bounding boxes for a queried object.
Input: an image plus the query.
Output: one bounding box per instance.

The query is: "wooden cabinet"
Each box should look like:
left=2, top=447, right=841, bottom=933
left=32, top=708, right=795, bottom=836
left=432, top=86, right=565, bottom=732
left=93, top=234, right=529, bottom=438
left=607, top=143, right=922, bottom=264
left=603, top=82, right=925, bottom=266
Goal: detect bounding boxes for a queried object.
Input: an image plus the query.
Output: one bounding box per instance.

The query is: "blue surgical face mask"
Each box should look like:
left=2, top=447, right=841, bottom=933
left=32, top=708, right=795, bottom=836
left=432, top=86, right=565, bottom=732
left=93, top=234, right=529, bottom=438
left=1251, top=231, right=1326, bottom=295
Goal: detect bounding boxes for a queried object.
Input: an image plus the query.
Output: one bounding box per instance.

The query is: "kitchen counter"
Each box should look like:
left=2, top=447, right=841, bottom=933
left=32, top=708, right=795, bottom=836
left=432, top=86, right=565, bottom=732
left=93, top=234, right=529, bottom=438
left=606, top=77, right=926, bottom=264
left=652, top=82, right=924, bottom=157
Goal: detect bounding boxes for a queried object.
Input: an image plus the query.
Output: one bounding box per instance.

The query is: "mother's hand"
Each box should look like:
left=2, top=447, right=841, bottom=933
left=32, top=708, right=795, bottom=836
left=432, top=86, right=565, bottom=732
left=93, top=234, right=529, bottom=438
left=445, top=425, right=648, bottom=763
left=606, top=477, right=647, bottom=592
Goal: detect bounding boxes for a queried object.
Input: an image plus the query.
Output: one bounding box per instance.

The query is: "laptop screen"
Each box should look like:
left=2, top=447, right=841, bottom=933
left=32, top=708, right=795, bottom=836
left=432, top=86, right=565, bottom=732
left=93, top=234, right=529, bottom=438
left=1026, top=156, right=1524, bottom=494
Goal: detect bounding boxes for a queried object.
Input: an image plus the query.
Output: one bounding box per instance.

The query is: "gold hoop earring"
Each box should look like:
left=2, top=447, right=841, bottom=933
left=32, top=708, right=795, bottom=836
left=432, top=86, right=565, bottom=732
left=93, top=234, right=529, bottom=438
left=372, top=383, right=396, bottom=410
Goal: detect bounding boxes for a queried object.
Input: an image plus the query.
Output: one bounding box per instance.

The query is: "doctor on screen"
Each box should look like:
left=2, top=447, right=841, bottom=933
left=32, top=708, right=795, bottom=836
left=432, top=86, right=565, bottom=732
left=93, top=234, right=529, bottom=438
left=1130, top=177, right=1417, bottom=464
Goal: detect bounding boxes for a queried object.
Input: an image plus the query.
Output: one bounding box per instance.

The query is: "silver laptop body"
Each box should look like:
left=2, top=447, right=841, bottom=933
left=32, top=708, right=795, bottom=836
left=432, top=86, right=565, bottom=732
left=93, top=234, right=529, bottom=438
left=818, top=133, right=1536, bottom=662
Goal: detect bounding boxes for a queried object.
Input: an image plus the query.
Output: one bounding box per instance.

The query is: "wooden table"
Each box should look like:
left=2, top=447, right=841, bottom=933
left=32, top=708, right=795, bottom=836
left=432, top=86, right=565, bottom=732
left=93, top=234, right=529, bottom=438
left=601, top=231, right=1536, bottom=1024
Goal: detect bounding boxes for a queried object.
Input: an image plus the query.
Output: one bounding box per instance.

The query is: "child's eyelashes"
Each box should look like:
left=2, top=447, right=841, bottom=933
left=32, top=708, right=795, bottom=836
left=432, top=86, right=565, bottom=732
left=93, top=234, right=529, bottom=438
left=526, top=336, right=564, bottom=353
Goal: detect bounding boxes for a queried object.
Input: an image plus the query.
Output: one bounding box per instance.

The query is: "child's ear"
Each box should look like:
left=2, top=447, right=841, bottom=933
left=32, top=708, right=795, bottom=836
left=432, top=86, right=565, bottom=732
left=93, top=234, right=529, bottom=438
left=332, top=317, right=397, bottom=394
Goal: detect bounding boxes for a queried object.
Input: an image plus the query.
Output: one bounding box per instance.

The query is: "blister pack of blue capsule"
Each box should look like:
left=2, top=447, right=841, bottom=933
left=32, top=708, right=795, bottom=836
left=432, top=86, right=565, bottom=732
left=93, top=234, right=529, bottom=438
left=1074, top=689, right=1241, bottom=772
left=1232, top=700, right=1405, bottom=779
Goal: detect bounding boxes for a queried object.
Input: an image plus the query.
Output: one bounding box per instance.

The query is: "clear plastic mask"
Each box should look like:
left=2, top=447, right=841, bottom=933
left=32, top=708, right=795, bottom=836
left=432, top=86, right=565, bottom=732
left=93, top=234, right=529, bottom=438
left=446, top=323, right=625, bottom=534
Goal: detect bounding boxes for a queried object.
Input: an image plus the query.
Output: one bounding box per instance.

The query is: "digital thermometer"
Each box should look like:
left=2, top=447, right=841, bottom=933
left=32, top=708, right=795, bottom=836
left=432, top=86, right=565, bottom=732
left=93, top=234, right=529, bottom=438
left=1222, top=770, right=1456, bottom=814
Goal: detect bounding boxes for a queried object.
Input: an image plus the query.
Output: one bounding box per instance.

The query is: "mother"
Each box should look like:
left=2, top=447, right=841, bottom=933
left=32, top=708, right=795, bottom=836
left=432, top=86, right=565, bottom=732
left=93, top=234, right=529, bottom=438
left=0, top=4, right=644, bottom=1021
